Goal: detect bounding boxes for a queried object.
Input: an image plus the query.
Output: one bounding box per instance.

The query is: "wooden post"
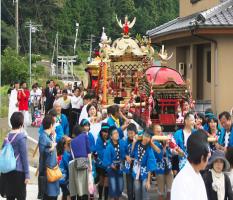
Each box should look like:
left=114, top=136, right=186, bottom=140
left=102, top=62, right=108, bottom=105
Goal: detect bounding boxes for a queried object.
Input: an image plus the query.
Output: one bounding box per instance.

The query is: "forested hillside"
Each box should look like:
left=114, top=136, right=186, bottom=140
left=2, top=0, right=179, bottom=55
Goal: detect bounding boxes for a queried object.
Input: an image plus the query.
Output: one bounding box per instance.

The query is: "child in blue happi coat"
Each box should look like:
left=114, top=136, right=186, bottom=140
left=132, top=131, right=156, bottom=200
left=96, top=123, right=110, bottom=200
left=57, top=136, right=72, bottom=200
left=124, top=123, right=138, bottom=200
left=103, top=126, right=126, bottom=200
left=151, top=125, right=175, bottom=200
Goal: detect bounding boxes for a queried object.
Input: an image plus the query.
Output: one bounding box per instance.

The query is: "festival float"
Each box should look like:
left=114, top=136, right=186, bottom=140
left=85, top=16, right=192, bottom=132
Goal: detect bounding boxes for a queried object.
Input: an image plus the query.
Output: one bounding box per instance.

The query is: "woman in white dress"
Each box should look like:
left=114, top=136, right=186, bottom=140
left=8, top=81, right=20, bottom=127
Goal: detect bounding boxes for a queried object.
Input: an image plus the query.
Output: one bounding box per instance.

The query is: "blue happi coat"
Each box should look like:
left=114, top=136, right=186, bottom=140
left=218, top=125, right=233, bottom=147
left=56, top=114, right=70, bottom=136
left=107, top=116, right=124, bottom=139
left=59, top=150, right=72, bottom=185
left=87, top=132, right=96, bottom=153
left=103, top=139, right=126, bottom=174
left=153, top=141, right=172, bottom=175
left=124, top=138, right=134, bottom=174
left=173, top=129, right=196, bottom=170
left=131, top=142, right=156, bottom=181
left=96, top=135, right=109, bottom=169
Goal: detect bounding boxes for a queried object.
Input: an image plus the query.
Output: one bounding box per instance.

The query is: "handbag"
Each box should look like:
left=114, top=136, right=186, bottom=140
left=46, top=164, right=62, bottom=182
left=70, top=146, right=88, bottom=170
left=75, top=157, right=88, bottom=170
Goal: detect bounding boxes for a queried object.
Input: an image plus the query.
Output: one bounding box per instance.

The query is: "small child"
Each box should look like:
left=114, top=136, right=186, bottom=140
left=151, top=125, right=175, bottom=200
left=132, top=131, right=156, bottom=200
left=57, top=136, right=72, bottom=200
left=124, top=123, right=137, bottom=200
left=103, top=126, right=126, bottom=200
left=96, top=123, right=110, bottom=200
left=203, top=150, right=233, bottom=200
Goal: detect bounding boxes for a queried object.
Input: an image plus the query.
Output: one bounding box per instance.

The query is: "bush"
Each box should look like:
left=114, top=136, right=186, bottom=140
left=1, top=47, right=29, bottom=85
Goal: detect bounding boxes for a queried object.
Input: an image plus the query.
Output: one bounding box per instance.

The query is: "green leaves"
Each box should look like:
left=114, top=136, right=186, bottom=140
left=1, top=0, right=178, bottom=55
left=1, top=47, right=29, bottom=85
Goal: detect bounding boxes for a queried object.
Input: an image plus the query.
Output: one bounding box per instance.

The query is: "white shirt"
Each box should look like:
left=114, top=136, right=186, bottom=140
left=171, top=161, right=208, bottom=200
left=71, top=95, right=83, bottom=109
left=226, top=169, right=233, bottom=191
left=79, top=104, right=88, bottom=124
left=88, top=118, right=101, bottom=142
left=183, top=129, right=191, bottom=147
left=225, top=131, right=230, bottom=147
left=36, top=88, right=42, bottom=96
left=57, top=97, right=71, bottom=109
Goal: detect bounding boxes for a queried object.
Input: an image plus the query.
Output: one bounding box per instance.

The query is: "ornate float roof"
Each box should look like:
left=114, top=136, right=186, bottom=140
left=145, top=66, right=185, bottom=86
left=109, top=37, right=147, bottom=57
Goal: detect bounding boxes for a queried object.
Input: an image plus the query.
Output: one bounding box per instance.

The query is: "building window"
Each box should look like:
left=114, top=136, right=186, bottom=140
left=207, top=51, right=211, bottom=83
left=191, top=0, right=201, bottom=4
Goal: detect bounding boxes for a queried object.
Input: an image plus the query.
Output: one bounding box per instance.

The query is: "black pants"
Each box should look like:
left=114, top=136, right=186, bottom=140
left=43, top=194, right=57, bottom=200
left=6, top=197, right=25, bottom=200
left=1, top=171, right=26, bottom=199
left=71, top=195, right=88, bottom=200
left=62, top=108, right=70, bottom=122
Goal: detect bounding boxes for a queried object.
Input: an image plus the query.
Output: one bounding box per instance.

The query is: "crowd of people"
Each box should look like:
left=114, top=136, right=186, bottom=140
left=0, top=79, right=233, bottom=200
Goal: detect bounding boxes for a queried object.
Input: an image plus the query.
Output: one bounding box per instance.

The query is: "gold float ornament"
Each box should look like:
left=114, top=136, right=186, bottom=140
left=116, top=15, right=136, bottom=36
left=100, top=62, right=108, bottom=105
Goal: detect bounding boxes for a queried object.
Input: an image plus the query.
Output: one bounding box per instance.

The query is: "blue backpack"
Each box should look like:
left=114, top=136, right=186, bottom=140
left=0, top=133, right=19, bottom=173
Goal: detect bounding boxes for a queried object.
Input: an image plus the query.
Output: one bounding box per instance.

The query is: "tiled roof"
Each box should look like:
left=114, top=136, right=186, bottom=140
left=147, top=0, right=233, bottom=37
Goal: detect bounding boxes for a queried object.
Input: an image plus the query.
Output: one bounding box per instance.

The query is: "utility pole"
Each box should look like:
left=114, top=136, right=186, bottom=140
left=56, top=32, right=59, bottom=78
left=25, top=21, right=41, bottom=86
left=13, top=0, right=19, bottom=54
left=73, top=23, right=79, bottom=55
left=29, top=20, right=32, bottom=86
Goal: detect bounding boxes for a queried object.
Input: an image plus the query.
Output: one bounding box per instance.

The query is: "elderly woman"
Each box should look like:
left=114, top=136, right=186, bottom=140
left=69, top=125, right=92, bottom=200
left=38, top=114, right=60, bottom=200
left=53, top=101, right=70, bottom=136
left=0, top=112, right=30, bottom=200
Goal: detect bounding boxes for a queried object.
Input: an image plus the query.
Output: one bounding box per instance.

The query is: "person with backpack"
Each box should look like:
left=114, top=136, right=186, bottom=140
left=0, top=112, right=30, bottom=200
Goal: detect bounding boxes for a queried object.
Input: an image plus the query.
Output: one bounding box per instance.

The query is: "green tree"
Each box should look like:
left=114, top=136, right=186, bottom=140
left=1, top=20, right=16, bottom=51
left=1, top=47, right=29, bottom=85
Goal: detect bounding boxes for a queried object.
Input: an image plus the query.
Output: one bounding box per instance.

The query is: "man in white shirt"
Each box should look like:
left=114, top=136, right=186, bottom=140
left=70, top=87, right=83, bottom=132
left=171, top=130, right=210, bottom=200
